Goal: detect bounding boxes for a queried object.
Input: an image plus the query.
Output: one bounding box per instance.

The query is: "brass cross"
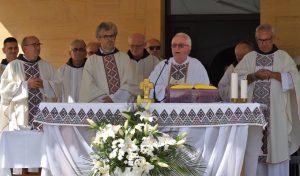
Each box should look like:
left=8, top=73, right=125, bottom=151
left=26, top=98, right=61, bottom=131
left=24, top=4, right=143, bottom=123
left=139, top=79, right=154, bottom=102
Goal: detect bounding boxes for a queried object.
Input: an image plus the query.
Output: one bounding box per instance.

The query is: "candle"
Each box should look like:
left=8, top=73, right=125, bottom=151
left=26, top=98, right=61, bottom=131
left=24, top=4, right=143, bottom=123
left=231, top=73, right=238, bottom=99
left=241, top=79, right=248, bottom=99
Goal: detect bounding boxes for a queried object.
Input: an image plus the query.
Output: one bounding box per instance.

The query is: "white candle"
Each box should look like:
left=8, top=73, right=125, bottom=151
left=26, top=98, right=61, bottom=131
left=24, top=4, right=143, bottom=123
left=241, top=79, right=248, bottom=99
left=231, top=73, right=238, bottom=99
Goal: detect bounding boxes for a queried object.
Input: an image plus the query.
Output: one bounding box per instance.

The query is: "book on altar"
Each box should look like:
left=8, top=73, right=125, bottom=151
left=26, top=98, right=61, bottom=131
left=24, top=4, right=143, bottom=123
left=165, top=84, right=219, bottom=103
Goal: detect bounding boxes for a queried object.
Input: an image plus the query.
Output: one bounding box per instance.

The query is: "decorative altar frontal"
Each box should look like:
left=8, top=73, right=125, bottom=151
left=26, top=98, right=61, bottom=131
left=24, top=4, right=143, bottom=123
left=11, top=102, right=267, bottom=176
left=35, top=103, right=267, bottom=127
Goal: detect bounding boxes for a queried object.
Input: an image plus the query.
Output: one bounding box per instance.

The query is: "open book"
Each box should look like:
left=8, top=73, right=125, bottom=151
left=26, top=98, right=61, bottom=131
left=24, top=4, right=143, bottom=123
left=171, top=83, right=217, bottom=90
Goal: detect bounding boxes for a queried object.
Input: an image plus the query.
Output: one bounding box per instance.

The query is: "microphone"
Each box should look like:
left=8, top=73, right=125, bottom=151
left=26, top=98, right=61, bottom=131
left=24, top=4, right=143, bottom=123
left=153, top=59, right=169, bottom=102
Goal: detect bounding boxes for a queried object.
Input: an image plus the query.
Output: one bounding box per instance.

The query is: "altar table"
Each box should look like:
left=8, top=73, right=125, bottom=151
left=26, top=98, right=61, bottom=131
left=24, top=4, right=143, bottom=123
left=2, top=103, right=267, bottom=176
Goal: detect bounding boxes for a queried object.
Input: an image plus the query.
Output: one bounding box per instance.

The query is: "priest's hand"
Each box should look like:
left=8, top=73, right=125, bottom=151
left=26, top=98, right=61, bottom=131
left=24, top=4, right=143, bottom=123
left=255, top=69, right=270, bottom=80
left=28, top=77, right=44, bottom=89
left=102, top=96, right=113, bottom=103
left=263, top=70, right=282, bottom=82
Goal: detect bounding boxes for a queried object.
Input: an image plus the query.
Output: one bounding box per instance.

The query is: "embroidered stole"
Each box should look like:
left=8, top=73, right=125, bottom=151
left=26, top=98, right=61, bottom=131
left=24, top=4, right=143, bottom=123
left=103, top=54, right=121, bottom=94
left=252, top=53, right=274, bottom=155
left=24, top=61, right=43, bottom=130
left=169, top=62, right=189, bottom=85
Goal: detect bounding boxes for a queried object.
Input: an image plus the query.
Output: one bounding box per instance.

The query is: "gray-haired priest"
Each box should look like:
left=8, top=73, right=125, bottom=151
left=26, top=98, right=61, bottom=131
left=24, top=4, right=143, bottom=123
left=149, top=32, right=210, bottom=102
left=79, top=21, right=134, bottom=103
left=127, top=33, right=160, bottom=95
left=58, top=39, right=87, bottom=103
left=0, top=35, right=61, bottom=130
left=235, top=24, right=300, bottom=176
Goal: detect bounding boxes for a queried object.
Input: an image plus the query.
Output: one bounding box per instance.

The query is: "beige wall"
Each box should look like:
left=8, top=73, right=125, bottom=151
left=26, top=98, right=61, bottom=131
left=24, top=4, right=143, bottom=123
left=0, top=0, right=162, bottom=68
left=261, top=0, right=300, bottom=58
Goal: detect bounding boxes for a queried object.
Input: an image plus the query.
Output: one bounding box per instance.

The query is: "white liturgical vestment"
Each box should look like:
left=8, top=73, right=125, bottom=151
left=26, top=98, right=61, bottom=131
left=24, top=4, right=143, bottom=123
left=79, top=49, right=134, bottom=103
left=0, top=55, right=61, bottom=130
left=235, top=48, right=300, bottom=165
left=58, top=58, right=86, bottom=103
left=128, top=49, right=159, bottom=95
left=0, top=59, right=10, bottom=133
left=149, top=56, right=210, bottom=101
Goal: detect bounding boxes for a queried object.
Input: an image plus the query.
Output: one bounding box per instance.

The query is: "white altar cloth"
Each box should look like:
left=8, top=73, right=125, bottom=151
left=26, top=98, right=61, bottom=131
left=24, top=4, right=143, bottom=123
left=0, top=130, right=43, bottom=168
left=0, top=131, right=45, bottom=176
left=4, top=103, right=267, bottom=176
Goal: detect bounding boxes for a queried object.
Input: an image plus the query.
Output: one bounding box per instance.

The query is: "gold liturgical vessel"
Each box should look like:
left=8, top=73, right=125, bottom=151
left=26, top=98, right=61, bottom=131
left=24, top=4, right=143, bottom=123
left=137, top=79, right=154, bottom=104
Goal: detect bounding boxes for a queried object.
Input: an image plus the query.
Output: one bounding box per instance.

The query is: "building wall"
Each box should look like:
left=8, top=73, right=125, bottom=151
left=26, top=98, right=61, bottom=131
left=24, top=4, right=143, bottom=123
left=0, top=0, right=162, bottom=67
left=261, top=0, right=300, bottom=58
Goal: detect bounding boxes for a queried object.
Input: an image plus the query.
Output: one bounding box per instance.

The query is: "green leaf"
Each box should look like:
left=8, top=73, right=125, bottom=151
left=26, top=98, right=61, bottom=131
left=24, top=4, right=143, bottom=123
left=122, top=112, right=131, bottom=120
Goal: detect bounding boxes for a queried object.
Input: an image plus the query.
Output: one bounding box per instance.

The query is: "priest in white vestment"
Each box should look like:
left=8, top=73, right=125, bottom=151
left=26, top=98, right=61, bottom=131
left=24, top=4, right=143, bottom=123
left=0, top=37, right=19, bottom=133
left=127, top=33, right=159, bottom=95
left=79, top=21, right=134, bottom=103
left=0, top=36, right=61, bottom=130
left=58, top=39, right=87, bottom=103
left=149, top=32, right=210, bottom=102
left=56, top=39, right=95, bottom=176
left=218, top=41, right=253, bottom=102
left=235, top=24, right=300, bottom=176
left=149, top=33, right=210, bottom=160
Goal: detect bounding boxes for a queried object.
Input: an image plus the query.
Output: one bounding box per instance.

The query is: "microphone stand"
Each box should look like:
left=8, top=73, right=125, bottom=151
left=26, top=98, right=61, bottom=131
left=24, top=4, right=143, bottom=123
left=153, top=59, right=169, bottom=102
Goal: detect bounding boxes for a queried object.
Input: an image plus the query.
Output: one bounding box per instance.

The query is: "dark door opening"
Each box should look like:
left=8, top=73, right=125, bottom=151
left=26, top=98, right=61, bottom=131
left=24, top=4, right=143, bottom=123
left=165, top=0, right=259, bottom=86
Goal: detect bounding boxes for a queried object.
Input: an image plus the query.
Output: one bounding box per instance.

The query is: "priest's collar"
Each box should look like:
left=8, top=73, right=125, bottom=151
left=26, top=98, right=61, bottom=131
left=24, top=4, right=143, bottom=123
left=127, top=49, right=150, bottom=62
left=255, top=45, right=278, bottom=55
left=96, top=47, right=119, bottom=56
left=66, top=58, right=87, bottom=68
left=171, top=56, right=189, bottom=65
left=1, top=59, right=9, bottom=65
left=18, top=54, right=41, bottom=63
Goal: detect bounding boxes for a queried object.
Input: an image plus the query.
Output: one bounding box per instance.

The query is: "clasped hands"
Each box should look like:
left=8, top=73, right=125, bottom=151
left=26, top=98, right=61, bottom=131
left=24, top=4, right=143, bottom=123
left=28, top=77, right=43, bottom=89
left=254, top=69, right=273, bottom=80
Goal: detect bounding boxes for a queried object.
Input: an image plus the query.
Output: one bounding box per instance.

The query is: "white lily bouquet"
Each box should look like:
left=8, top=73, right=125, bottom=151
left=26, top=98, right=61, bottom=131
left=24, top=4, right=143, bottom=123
left=87, top=103, right=204, bottom=176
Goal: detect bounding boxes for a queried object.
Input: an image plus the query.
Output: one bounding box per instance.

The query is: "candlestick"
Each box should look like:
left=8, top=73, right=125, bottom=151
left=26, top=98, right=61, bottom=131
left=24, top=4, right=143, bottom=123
left=241, top=79, right=248, bottom=99
left=231, top=73, right=238, bottom=99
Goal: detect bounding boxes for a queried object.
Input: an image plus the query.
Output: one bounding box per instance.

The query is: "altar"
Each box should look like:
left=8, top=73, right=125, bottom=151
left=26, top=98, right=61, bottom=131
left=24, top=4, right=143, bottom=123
left=0, top=102, right=267, bottom=176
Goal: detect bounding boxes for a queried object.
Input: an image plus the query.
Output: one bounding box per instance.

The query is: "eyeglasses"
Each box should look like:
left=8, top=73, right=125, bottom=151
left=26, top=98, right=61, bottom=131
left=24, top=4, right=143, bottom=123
left=148, top=46, right=161, bottom=51
left=171, top=43, right=189, bottom=49
left=25, top=42, right=42, bottom=47
left=71, top=48, right=86, bottom=52
left=99, top=34, right=116, bottom=40
left=256, top=37, right=272, bottom=44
